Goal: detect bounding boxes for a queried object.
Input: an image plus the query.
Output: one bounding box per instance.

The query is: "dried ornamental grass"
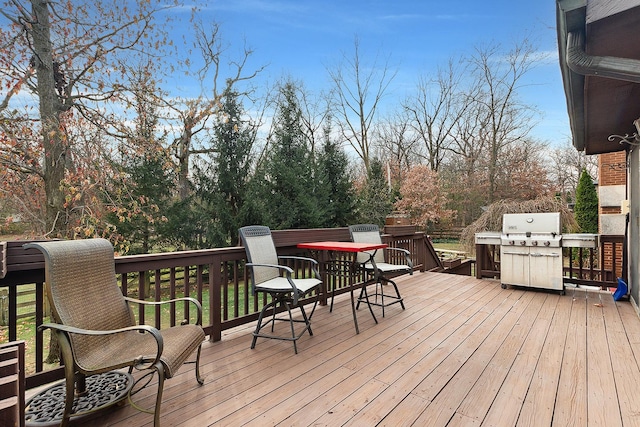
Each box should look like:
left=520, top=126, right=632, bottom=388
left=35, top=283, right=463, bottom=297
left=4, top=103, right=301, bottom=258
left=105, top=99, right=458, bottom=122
left=460, top=197, right=579, bottom=254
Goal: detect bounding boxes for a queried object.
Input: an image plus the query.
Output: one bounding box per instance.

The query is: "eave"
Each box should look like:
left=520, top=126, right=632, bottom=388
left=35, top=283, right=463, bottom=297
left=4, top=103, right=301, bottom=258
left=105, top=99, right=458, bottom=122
left=557, top=0, right=640, bottom=154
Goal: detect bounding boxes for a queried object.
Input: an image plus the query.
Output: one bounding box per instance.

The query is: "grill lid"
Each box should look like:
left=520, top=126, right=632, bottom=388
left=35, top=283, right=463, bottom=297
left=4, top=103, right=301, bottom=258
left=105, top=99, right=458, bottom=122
left=502, top=213, right=561, bottom=235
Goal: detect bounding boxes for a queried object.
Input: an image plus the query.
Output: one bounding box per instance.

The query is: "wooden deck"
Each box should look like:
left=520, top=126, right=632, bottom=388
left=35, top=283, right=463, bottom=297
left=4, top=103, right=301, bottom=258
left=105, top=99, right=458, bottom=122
left=65, top=272, right=640, bottom=426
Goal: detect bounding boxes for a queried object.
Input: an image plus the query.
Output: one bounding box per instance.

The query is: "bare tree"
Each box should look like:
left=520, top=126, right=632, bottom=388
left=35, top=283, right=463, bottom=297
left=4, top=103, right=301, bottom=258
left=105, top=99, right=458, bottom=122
left=549, top=139, right=599, bottom=203
left=294, top=79, right=332, bottom=161
left=327, top=36, right=397, bottom=173
left=0, top=0, right=177, bottom=236
left=373, top=110, right=419, bottom=182
left=467, top=39, right=544, bottom=203
left=162, top=21, right=265, bottom=201
left=403, top=58, right=471, bottom=172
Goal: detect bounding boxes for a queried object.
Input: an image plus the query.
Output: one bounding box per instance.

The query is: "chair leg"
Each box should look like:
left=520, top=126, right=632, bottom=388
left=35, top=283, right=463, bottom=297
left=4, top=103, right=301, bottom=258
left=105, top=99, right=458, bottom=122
left=330, top=279, right=336, bottom=312
left=283, top=300, right=298, bottom=354
left=57, top=333, right=76, bottom=427
left=153, top=363, right=165, bottom=427
left=356, top=283, right=378, bottom=324
left=60, top=365, right=75, bottom=427
left=377, top=281, right=385, bottom=318
left=382, top=277, right=405, bottom=310
left=356, top=276, right=404, bottom=318
left=251, top=292, right=318, bottom=353
left=298, top=303, right=313, bottom=336
left=194, top=344, right=204, bottom=385
left=252, top=299, right=277, bottom=349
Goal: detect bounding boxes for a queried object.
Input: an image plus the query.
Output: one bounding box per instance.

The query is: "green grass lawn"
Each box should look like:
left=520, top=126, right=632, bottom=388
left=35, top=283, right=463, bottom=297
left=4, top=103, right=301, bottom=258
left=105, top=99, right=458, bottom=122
left=431, top=241, right=463, bottom=252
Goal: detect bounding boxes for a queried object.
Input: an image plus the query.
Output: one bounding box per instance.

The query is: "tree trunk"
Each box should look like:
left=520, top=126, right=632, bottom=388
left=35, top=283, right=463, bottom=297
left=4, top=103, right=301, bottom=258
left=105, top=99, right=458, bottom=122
left=177, top=129, right=192, bottom=201
left=31, top=0, right=67, bottom=237
left=31, top=0, right=66, bottom=362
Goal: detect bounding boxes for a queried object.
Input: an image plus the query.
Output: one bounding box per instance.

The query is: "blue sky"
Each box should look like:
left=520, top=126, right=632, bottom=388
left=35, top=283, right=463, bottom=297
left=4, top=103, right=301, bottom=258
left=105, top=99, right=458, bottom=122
left=195, top=1, right=569, bottom=144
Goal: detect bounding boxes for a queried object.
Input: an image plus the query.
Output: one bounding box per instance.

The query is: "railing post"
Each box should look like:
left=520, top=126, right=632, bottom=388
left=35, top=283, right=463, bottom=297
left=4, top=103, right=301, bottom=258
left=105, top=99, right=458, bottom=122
left=209, top=255, right=222, bottom=342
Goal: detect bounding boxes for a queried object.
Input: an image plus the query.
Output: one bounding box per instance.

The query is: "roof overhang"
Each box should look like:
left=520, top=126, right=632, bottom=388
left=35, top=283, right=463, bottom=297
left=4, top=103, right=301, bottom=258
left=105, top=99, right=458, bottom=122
left=557, top=0, right=640, bottom=154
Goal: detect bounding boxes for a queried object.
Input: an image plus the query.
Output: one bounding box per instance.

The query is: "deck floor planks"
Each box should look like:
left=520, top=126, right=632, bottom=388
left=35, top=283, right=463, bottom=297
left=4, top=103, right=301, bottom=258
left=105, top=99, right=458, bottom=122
left=552, top=288, right=589, bottom=426
left=409, top=290, right=541, bottom=426
left=67, top=272, right=640, bottom=427
left=174, top=274, right=459, bottom=426
left=516, top=293, right=573, bottom=426
left=600, top=291, right=640, bottom=426
left=585, top=290, right=623, bottom=427
left=298, top=275, right=477, bottom=427
left=372, top=279, right=503, bottom=387
left=344, top=283, right=518, bottom=425
left=502, top=291, right=568, bottom=427
left=453, top=291, right=553, bottom=424
left=227, top=283, right=450, bottom=426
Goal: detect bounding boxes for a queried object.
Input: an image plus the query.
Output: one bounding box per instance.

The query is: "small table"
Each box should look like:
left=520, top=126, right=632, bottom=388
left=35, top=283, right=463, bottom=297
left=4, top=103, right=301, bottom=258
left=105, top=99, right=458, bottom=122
left=297, top=241, right=387, bottom=333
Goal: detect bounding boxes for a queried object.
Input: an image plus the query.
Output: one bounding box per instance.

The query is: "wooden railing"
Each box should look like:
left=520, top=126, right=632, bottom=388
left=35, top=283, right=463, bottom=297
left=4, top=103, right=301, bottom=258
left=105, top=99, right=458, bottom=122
left=0, top=227, right=437, bottom=390
left=475, top=234, right=624, bottom=289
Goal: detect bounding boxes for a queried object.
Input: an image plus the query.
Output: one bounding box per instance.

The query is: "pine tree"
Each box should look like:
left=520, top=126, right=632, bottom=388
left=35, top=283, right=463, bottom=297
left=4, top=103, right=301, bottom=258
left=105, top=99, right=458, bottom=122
left=574, top=168, right=598, bottom=233
left=193, top=88, right=255, bottom=247
left=315, top=119, right=356, bottom=227
left=107, top=149, right=175, bottom=254
left=262, top=81, right=322, bottom=229
left=357, top=158, right=394, bottom=227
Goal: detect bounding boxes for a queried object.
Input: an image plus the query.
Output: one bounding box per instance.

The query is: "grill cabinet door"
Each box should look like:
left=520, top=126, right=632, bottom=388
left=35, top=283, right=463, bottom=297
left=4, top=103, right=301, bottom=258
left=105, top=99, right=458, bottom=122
left=500, top=245, right=529, bottom=287
left=528, top=249, right=563, bottom=290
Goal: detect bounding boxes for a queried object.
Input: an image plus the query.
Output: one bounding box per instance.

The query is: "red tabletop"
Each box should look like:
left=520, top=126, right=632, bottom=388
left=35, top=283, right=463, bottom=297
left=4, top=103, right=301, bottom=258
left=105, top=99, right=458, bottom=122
left=297, top=241, right=387, bottom=252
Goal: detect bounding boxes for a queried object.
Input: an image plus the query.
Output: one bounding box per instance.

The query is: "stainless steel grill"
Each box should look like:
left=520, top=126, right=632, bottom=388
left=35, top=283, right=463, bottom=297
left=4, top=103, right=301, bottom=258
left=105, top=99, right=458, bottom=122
left=475, top=213, right=600, bottom=294
left=500, top=213, right=564, bottom=293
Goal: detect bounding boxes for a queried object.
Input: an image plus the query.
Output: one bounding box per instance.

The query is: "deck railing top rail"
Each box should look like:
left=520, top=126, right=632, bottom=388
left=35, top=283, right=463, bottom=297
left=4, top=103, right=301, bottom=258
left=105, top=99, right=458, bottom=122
left=0, top=227, right=438, bottom=390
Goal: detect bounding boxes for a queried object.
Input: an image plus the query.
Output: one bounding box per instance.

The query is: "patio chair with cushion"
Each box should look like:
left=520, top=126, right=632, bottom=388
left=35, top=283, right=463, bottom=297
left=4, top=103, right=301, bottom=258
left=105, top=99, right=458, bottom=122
left=239, top=225, right=322, bottom=354
left=349, top=224, right=413, bottom=317
left=24, top=238, right=205, bottom=427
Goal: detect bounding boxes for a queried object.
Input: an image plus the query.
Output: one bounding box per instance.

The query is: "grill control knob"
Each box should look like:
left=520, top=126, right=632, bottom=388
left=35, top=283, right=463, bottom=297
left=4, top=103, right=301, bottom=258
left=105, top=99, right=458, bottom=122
left=532, top=240, right=538, bottom=246
left=544, top=241, right=550, bottom=247
left=509, top=240, right=515, bottom=245
left=520, top=240, right=526, bottom=246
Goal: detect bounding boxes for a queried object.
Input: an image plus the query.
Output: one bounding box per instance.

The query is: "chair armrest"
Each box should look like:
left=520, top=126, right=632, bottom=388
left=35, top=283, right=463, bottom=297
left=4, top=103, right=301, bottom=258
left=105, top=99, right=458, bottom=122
left=124, top=296, right=203, bottom=326
left=384, top=247, right=410, bottom=256
left=246, top=262, right=297, bottom=288
left=384, top=247, right=414, bottom=270
left=246, top=262, right=294, bottom=274
left=247, top=262, right=307, bottom=301
left=278, top=256, right=321, bottom=279
left=37, top=323, right=163, bottom=368
left=278, top=255, right=319, bottom=266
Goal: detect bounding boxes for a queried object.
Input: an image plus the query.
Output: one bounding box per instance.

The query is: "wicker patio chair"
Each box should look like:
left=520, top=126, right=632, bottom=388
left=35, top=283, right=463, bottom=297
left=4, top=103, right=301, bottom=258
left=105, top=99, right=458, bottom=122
left=25, top=238, right=205, bottom=427
left=349, top=224, right=413, bottom=317
left=239, top=225, right=322, bottom=353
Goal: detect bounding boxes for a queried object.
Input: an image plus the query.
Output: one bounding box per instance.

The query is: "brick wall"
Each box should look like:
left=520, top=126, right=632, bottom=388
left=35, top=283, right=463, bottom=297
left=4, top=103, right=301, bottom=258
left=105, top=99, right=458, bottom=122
left=601, top=207, right=620, bottom=214
left=599, top=151, right=626, bottom=186
left=599, top=151, right=626, bottom=275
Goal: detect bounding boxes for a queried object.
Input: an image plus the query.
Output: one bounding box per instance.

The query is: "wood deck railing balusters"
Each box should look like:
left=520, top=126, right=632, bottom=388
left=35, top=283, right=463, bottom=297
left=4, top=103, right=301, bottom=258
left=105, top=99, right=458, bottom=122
left=137, top=271, right=146, bottom=325
left=2, top=228, right=621, bottom=392
left=34, top=281, right=43, bottom=373
left=154, top=269, right=162, bottom=329
left=170, top=268, right=177, bottom=326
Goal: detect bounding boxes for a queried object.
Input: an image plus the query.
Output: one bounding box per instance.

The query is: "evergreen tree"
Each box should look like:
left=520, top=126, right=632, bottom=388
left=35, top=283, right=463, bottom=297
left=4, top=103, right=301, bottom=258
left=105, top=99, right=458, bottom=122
left=104, top=70, right=176, bottom=254
left=262, top=81, right=322, bottom=229
left=356, top=158, right=393, bottom=227
left=315, top=120, right=356, bottom=227
left=574, top=168, right=598, bottom=233
left=193, top=88, right=255, bottom=247
left=107, top=149, right=175, bottom=254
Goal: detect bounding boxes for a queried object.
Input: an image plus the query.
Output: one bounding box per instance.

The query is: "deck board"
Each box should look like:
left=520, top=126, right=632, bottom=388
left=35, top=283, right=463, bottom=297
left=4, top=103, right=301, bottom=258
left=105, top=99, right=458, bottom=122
left=60, top=272, right=640, bottom=427
left=552, top=287, right=588, bottom=427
